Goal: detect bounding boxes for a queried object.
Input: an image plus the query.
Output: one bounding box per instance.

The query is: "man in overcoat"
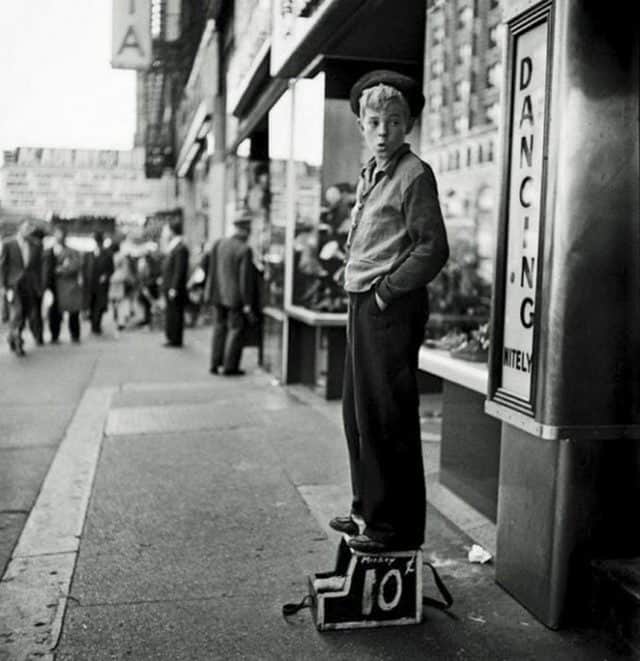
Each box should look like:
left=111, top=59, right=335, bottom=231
left=0, top=218, right=44, bottom=355
left=83, top=231, right=114, bottom=334
left=204, top=211, right=256, bottom=375
left=162, top=217, right=189, bottom=347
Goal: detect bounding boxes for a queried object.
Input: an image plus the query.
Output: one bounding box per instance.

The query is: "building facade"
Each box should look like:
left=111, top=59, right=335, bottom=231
left=0, top=147, right=174, bottom=229
left=133, top=0, right=640, bottom=632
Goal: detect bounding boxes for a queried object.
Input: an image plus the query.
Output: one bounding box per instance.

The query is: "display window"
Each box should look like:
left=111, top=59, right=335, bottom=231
left=290, top=74, right=325, bottom=309
left=289, top=73, right=358, bottom=313
left=265, top=88, right=293, bottom=309
left=226, top=148, right=271, bottom=310
left=424, top=176, right=494, bottom=363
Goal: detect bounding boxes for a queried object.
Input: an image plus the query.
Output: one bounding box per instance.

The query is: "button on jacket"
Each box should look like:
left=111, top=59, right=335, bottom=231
left=345, top=143, right=449, bottom=303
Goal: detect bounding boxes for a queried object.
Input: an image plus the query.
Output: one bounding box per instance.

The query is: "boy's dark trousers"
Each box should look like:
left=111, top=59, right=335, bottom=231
left=342, top=287, right=428, bottom=547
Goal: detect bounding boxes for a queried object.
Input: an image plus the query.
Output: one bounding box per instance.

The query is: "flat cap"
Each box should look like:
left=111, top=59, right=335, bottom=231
left=349, top=69, right=425, bottom=117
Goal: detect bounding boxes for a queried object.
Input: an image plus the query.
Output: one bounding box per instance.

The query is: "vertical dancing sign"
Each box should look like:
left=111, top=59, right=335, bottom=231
left=112, top=0, right=152, bottom=70
left=500, top=20, right=548, bottom=404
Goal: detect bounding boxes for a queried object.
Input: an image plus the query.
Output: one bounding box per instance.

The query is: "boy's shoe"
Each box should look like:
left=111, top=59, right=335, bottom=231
left=347, top=534, right=420, bottom=554
left=347, top=534, right=392, bottom=553
left=329, top=516, right=359, bottom=536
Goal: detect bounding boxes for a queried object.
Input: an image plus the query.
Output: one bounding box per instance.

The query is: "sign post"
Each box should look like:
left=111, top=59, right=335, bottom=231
left=486, top=0, right=640, bottom=627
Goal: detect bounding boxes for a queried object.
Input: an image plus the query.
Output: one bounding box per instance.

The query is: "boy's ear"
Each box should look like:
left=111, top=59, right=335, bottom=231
left=357, top=118, right=364, bottom=133
left=406, top=117, right=415, bottom=134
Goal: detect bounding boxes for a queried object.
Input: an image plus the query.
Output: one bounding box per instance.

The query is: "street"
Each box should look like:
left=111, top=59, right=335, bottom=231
left=0, top=322, right=631, bottom=660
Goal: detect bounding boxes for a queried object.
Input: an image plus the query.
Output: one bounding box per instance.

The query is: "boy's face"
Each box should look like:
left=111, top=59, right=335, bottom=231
left=359, top=98, right=412, bottom=164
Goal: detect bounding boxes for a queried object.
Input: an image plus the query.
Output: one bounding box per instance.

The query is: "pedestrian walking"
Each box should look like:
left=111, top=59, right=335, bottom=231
left=27, top=226, right=46, bottom=345
left=43, top=225, right=84, bottom=344
left=83, top=231, right=114, bottom=335
left=108, top=243, right=132, bottom=331
left=330, top=71, right=449, bottom=553
left=204, top=211, right=257, bottom=375
left=161, top=217, right=189, bottom=347
left=0, top=218, right=44, bottom=356
left=135, top=251, right=160, bottom=328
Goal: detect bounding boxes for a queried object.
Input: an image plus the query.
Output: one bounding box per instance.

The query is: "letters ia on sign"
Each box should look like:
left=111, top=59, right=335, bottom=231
left=112, top=0, right=152, bottom=70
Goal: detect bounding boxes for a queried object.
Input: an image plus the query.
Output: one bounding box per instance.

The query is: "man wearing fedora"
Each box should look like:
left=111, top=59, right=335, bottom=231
left=161, top=217, right=190, bottom=347
left=329, top=70, right=449, bottom=553
left=204, top=210, right=256, bottom=375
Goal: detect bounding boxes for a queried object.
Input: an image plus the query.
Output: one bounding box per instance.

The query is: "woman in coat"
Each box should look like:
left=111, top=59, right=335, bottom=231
left=44, top=225, right=84, bottom=343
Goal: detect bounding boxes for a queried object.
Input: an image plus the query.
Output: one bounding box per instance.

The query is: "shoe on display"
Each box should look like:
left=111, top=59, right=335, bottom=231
left=221, top=368, right=245, bottom=376
left=426, top=329, right=468, bottom=351
left=449, top=337, right=489, bottom=362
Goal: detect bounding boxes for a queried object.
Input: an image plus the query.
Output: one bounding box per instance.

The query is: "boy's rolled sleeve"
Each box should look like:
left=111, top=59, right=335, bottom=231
left=376, top=166, right=449, bottom=303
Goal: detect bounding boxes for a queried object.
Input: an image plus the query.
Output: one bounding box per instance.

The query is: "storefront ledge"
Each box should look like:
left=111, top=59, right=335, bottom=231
left=263, top=306, right=286, bottom=322
left=484, top=401, right=640, bottom=442
left=418, top=346, right=488, bottom=395
left=285, top=304, right=347, bottom=327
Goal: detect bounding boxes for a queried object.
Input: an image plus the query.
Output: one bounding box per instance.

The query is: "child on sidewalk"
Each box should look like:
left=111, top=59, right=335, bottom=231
left=330, top=70, right=449, bottom=553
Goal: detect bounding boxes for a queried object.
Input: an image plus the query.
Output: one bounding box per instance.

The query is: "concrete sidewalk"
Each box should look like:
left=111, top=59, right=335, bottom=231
left=0, top=326, right=633, bottom=659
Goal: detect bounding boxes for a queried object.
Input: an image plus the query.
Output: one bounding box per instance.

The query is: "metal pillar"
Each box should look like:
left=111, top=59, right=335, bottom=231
left=486, top=0, right=640, bottom=628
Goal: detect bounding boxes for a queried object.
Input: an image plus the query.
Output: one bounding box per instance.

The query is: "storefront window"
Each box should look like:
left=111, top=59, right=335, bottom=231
left=226, top=149, right=271, bottom=306
left=424, top=173, right=494, bottom=361
left=290, top=73, right=356, bottom=313
left=265, top=88, right=293, bottom=309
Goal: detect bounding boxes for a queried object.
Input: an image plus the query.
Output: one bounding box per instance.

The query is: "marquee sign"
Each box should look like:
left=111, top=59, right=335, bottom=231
left=489, top=2, right=552, bottom=417
left=112, top=0, right=152, bottom=70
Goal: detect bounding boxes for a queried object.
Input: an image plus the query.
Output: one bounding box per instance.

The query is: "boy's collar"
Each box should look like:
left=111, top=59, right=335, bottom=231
left=362, top=143, right=411, bottom=179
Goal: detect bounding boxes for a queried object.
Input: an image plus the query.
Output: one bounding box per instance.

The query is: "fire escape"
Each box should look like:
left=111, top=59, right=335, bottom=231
left=141, top=0, right=210, bottom=178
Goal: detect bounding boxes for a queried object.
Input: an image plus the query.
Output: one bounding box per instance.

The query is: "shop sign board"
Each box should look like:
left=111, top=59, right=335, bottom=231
left=112, top=0, right=151, bottom=70
left=270, top=0, right=330, bottom=77
left=493, top=8, right=550, bottom=413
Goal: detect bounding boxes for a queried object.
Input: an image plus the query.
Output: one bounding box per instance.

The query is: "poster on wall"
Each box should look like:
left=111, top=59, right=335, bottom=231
left=500, top=17, right=549, bottom=405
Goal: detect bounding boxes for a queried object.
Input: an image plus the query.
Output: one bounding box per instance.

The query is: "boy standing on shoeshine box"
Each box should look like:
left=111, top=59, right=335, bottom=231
left=330, top=70, right=449, bottom=554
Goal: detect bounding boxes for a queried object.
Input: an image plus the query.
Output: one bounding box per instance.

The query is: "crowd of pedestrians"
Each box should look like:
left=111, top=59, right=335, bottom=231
left=0, top=215, right=256, bottom=374
left=0, top=218, right=172, bottom=356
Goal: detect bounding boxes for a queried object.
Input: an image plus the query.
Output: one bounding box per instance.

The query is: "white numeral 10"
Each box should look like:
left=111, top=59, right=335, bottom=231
left=361, top=568, right=403, bottom=615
